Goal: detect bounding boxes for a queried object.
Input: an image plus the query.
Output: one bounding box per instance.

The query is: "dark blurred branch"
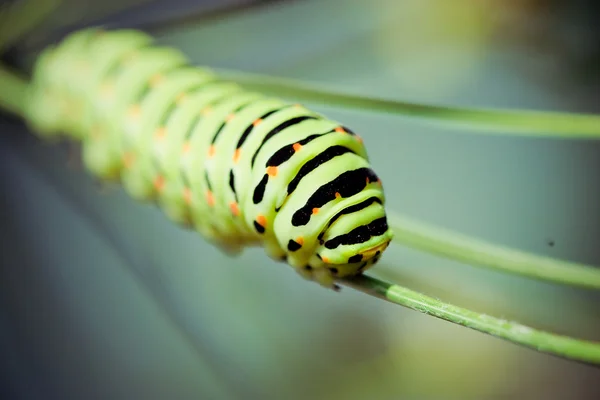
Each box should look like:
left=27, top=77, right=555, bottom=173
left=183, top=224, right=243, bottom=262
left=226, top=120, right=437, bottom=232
left=15, top=0, right=290, bottom=54
left=0, top=0, right=61, bottom=53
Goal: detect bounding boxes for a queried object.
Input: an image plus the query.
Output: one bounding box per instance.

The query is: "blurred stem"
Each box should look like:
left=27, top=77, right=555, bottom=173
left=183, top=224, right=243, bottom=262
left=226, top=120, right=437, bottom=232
left=217, top=68, right=600, bottom=138
left=0, top=65, right=29, bottom=116
left=341, top=274, right=600, bottom=365
left=387, top=212, right=600, bottom=290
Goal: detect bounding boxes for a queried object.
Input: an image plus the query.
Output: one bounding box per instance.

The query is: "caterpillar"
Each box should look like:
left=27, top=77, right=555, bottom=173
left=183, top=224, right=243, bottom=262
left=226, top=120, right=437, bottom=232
left=23, top=28, right=394, bottom=290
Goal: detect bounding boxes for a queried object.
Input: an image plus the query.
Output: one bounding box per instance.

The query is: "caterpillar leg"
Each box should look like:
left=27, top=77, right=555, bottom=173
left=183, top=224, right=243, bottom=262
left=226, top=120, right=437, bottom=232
left=264, top=240, right=287, bottom=262
left=197, top=228, right=245, bottom=257
left=313, top=267, right=341, bottom=291
left=294, top=265, right=341, bottom=292
left=212, top=240, right=245, bottom=256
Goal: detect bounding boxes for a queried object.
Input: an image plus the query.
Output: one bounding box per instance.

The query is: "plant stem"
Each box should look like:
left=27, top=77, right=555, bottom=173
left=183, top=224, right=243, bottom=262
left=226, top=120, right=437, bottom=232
left=342, top=274, right=600, bottom=365
left=388, top=212, right=600, bottom=290
left=218, top=68, right=600, bottom=138
left=0, top=65, right=29, bottom=116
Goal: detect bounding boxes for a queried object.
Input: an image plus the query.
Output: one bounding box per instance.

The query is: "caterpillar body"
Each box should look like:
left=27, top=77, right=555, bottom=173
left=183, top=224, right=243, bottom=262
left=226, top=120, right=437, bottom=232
left=24, top=28, right=394, bottom=290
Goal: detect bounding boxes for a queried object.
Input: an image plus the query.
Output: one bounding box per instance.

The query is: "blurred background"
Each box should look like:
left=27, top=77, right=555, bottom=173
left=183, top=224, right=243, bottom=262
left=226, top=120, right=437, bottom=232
left=1, top=0, right=600, bottom=399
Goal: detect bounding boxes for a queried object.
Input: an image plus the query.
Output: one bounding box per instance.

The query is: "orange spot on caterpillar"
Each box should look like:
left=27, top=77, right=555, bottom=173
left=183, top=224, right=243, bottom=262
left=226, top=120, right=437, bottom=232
left=205, top=190, right=215, bottom=207
left=154, top=176, right=165, bottom=192
left=267, top=166, right=278, bottom=177
left=296, top=237, right=304, bottom=245
left=154, top=127, right=166, bottom=139
left=366, top=177, right=370, bottom=185
left=122, top=152, right=135, bottom=168
left=293, top=143, right=302, bottom=152
left=377, top=178, right=382, bottom=185
left=183, top=187, right=192, bottom=204
left=226, top=113, right=235, bottom=122
left=322, top=256, right=330, bottom=264
left=229, top=201, right=240, bottom=216
left=233, top=148, right=241, bottom=163
left=208, top=145, right=216, bottom=158
left=355, top=135, right=363, bottom=143
left=253, top=118, right=263, bottom=127
left=182, top=141, right=191, bottom=153
left=256, top=215, right=267, bottom=227
left=335, top=127, right=346, bottom=134
left=312, top=208, right=319, bottom=215
left=149, top=73, right=163, bottom=87
left=335, top=192, right=341, bottom=199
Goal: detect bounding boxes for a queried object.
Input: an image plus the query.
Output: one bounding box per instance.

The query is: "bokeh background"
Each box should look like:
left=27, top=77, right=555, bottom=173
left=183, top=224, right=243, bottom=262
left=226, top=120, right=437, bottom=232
left=1, top=0, right=600, bottom=399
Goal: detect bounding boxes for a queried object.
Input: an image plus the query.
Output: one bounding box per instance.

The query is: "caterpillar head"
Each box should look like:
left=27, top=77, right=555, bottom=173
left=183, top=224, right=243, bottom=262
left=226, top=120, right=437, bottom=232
left=315, top=196, right=394, bottom=277
left=268, top=135, right=393, bottom=288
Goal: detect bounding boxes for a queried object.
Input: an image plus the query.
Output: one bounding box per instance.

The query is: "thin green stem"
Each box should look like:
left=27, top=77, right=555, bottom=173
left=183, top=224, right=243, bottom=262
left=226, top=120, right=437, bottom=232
left=217, top=68, right=600, bottom=138
left=342, top=274, right=600, bottom=365
left=388, top=212, right=600, bottom=290
left=0, top=64, right=29, bottom=116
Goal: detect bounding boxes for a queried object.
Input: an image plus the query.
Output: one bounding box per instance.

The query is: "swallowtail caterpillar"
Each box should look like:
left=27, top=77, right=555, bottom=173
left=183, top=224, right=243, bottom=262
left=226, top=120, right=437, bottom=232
left=24, top=28, right=394, bottom=290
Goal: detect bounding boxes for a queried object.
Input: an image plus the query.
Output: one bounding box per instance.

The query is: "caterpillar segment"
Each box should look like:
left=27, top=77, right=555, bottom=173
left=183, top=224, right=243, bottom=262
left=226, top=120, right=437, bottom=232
left=24, top=28, right=394, bottom=290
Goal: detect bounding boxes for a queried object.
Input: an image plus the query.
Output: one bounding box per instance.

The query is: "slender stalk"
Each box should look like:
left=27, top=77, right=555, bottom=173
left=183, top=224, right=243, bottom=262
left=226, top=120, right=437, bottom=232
left=388, top=212, right=600, bottom=290
left=217, top=68, right=600, bottom=138
left=0, top=65, right=29, bottom=117
left=341, top=274, right=600, bottom=365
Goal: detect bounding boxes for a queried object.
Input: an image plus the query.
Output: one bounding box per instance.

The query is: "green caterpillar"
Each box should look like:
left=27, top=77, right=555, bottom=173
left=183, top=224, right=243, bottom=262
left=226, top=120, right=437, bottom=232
left=24, top=28, right=394, bottom=290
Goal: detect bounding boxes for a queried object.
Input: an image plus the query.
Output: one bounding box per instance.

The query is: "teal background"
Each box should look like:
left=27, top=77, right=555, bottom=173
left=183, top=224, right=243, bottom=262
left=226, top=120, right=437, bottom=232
left=1, top=0, right=600, bottom=399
